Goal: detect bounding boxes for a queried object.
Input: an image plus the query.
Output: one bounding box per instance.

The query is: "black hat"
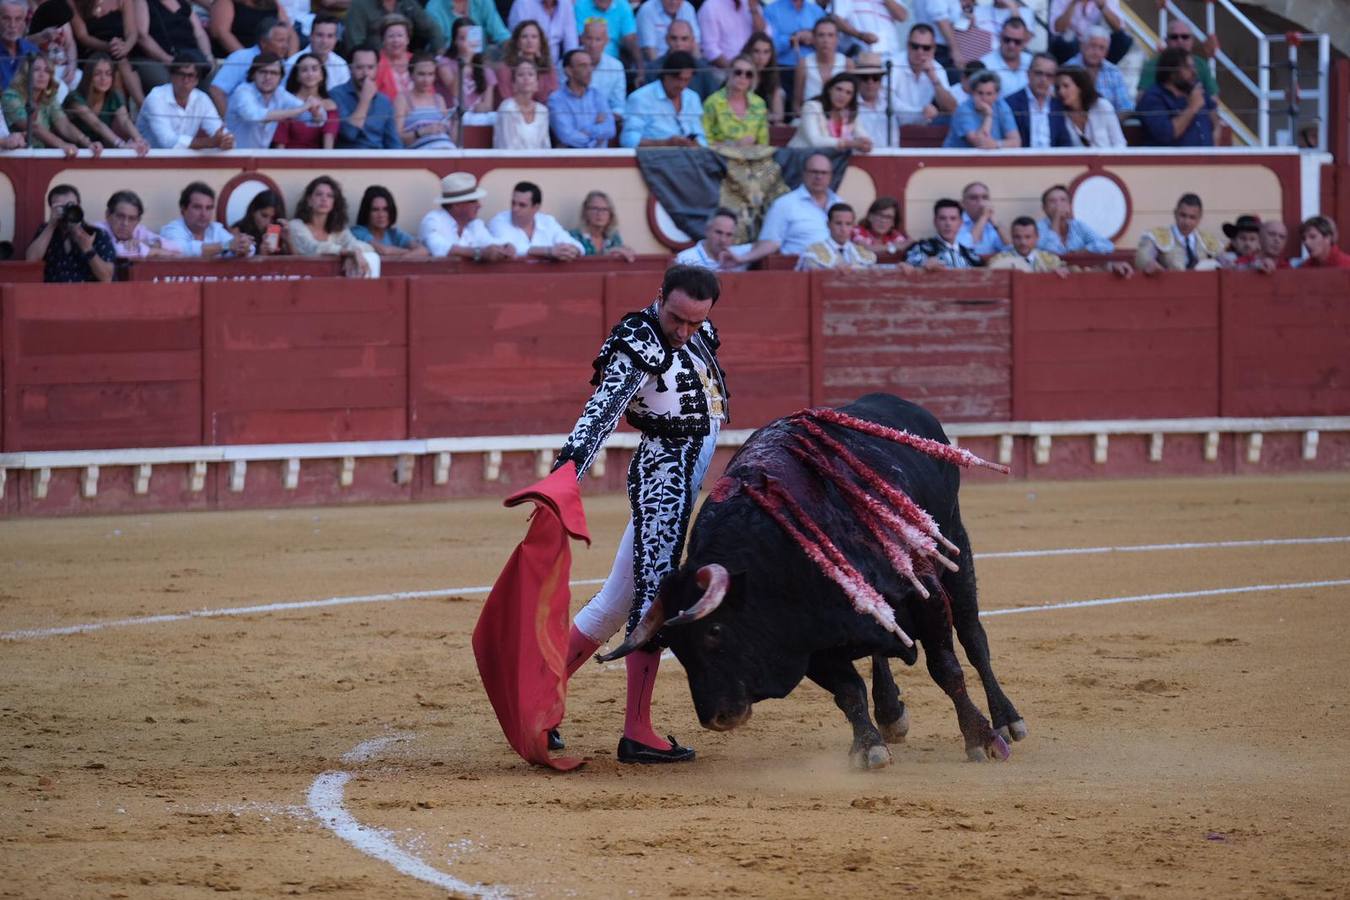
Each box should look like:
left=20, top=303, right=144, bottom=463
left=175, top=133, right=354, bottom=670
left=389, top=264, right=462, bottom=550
left=1222, top=214, right=1261, bottom=238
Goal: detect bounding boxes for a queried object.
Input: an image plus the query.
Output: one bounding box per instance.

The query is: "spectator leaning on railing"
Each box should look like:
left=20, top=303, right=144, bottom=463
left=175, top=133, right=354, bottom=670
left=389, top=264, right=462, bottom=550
left=1256, top=219, right=1290, bottom=271
left=549, top=48, right=616, bottom=148
left=353, top=185, right=430, bottom=258
left=906, top=197, right=984, bottom=270
left=162, top=181, right=253, bottom=257
left=731, top=152, right=839, bottom=265
left=1136, top=192, right=1222, bottom=274
left=570, top=190, right=637, bottom=261
left=97, top=189, right=183, bottom=258
left=231, top=189, right=289, bottom=256
left=0, top=105, right=24, bottom=148
left=288, top=175, right=376, bottom=277
left=488, top=180, right=584, bottom=260
left=675, top=207, right=750, bottom=271
left=1037, top=183, right=1113, bottom=255
left=1297, top=217, right=1350, bottom=269
left=226, top=52, right=320, bottom=148
left=419, top=172, right=516, bottom=261
left=26, top=184, right=116, bottom=283
left=795, top=202, right=877, bottom=272
left=2, top=55, right=103, bottom=155
left=139, top=53, right=236, bottom=149
left=65, top=53, right=152, bottom=154
left=621, top=49, right=707, bottom=148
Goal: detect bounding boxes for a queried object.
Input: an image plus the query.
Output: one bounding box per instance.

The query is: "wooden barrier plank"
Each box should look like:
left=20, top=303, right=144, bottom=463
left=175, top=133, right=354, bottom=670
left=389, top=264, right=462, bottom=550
left=125, top=258, right=342, bottom=281
left=203, top=278, right=408, bottom=443
left=1011, top=272, right=1220, bottom=421
left=1220, top=269, right=1350, bottom=416
left=1, top=282, right=203, bottom=451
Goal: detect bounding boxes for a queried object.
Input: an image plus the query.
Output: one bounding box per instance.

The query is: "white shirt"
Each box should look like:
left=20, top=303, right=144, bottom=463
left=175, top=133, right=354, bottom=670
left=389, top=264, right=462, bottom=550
left=857, top=94, right=894, bottom=146
left=493, top=98, right=551, bottom=149
left=1065, top=97, right=1126, bottom=148
left=137, top=84, right=225, bottom=149
left=675, top=239, right=751, bottom=270
left=759, top=184, right=841, bottom=255
left=284, top=50, right=351, bottom=89
left=1049, top=0, right=1122, bottom=42
left=225, top=84, right=304, bottom=149
left=891, top=61, right=950, bottom=125
left=979, top=48, right=1032, bottom=96
left=418, top=209, right=497, bottom=257
left=487, top=210, right=584, bottom=255
left=1023, top=86, right=1052, bottom=148
left=159, top=217, right=244, bottom=257
left=831, top=0, right=905, bottom=59
left=912, top=0, right=960, bottom=47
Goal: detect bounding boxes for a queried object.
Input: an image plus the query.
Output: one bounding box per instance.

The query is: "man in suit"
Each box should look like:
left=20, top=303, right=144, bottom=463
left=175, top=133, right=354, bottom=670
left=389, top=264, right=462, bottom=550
left=1004, top=52, right=1071, bottom=148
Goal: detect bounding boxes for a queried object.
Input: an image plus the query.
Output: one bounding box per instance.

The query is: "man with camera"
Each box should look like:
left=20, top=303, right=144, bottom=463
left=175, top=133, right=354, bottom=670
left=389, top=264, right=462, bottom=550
left=25, top=184, right=116, bottom=283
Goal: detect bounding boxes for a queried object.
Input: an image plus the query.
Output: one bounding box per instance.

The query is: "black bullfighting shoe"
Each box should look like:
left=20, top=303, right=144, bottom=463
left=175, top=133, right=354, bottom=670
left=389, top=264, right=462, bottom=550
left=547, top=729, right=565, bottom=751
left=617, top=735, right=696, bottom=764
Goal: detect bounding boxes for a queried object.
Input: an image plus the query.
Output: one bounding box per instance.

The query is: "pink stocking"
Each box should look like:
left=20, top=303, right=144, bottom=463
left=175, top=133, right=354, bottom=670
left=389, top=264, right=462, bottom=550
left=624, top=648, right=672, bottom=750
left=565, top=624, right=601, bottom=679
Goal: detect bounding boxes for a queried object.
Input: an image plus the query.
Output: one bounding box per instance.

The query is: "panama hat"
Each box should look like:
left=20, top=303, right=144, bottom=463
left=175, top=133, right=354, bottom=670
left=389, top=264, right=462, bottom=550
left=853, top=52, right=885, bottom=75
left=440, top=172, right=487, bottom=204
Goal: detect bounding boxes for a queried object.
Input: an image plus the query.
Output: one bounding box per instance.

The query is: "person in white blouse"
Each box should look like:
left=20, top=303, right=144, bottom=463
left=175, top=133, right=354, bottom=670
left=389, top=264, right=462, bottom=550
left=494, top=59, right=551, bottom=149
left=789, top=72, right=873, bottom=152
left=419, top=172, right=518, bottom=261
left=286, top=175, right=376, bottom=277
left=488, top=181, right=583, bottom=259
left=1055, top=65, right=1124, bottom=148
left=137, top=54, right=236, bottom=149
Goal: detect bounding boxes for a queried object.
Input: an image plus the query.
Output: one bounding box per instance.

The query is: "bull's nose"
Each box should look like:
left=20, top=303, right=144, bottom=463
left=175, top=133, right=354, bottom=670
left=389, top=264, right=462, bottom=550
left=702, top=706, right=752, bottom=732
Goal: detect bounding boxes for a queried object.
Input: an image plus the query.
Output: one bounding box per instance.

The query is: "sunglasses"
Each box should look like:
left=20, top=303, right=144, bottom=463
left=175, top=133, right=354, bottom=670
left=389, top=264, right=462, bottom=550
left=908, top=41, right=934, bottom=51
left=172, top=69, right=199, bottom=79
left=1167, top=33, right=1193, bottom=41
left=731, top=68, right=754, bottom=77
left=857, top=73, right=882, bottom=81
left=1001, top=35, right=1026, bottom=45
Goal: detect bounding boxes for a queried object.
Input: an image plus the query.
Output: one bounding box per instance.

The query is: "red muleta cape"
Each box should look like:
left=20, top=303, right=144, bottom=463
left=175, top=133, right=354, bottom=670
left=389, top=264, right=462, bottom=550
left=473, top=462, right=590, bottom=771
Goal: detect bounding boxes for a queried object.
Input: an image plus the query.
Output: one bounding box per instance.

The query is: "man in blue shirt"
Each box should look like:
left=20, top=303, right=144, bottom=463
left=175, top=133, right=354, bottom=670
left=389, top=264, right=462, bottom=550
left=574, top=0, right=638, bottom=61
left=956, top=181, right=1010, bottom=256
left=620, top=50, right=707, bottom=148
left=764, top=0, right=824, bottom=78
left=332, top=47, right=403, bottom=149
left=208, top=18, right=294, bottom=114
left=0, top=0, right=37, bottom=91
left=943, top=70, right=1020, bottom=149
left=1137, top=47, right=1215, bottom=147
left=549, top=49, right=616, bottom=147
left=730, top=153, right=841, bottom=263
left=636, top=0, right=699, bottom=67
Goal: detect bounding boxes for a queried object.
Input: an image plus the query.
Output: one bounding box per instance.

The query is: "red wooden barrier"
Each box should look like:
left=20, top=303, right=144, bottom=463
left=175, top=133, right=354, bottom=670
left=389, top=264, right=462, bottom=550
left=1219, top=269, right=1350, bottom=417
left=407, top=273, right=605, bottom=438
left=125, top=257, right=342, bottom=281
left=1011, top=271, right=1221, bottom=421
left=382, top=254, right=670, bottom=278
left=1, top=282, right=203, bottom=451
left=0, top=261, right=48, bottom=283
left=818, top=269, right=1013, bottom=422
left=202, top=278, right=408, bottom=443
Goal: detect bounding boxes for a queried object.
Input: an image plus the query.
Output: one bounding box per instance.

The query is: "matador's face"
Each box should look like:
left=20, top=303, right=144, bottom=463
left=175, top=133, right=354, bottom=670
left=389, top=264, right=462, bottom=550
left=657, top=290, right=712, bottom=350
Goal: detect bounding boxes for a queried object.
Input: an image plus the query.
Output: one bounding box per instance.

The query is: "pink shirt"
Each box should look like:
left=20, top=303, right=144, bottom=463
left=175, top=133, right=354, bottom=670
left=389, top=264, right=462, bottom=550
left=94, top=222, right=183, bottom=258
left=697, top=0, right=765, bottom=66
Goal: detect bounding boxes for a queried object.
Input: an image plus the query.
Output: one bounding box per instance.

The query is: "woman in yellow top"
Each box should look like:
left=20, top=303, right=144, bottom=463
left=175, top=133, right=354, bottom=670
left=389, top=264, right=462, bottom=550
left=701, top=55, right=769, bottom=147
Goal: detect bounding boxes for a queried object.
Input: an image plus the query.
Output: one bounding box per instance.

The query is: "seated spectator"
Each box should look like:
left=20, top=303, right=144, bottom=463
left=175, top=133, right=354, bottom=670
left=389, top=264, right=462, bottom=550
left=621, top=50, right=707, bottom=148
left=138, top=54, right=236, bottom=149
left=646, top=20, right=719, bottom=100
left=978, top=17, right=1032, bottom=97
left=133, top=0, right=214, bottom=92
left=345, top=0, right=445, bottom=57
left=1064, top=26, right=1133, bottom=114
left=226, top=53, right=319, bottom=148
left=797, top=203, right=878, bottom=271
left=419, top=171, right=516, bottom=260
left=439, top=16, right=499, bottom=118
left=891, top=23, right=957, bottom=126
left=947, top=58, right=984, bottom=107
left=1138, top=19, right=1217, bottom=99
left=398, top=53, right=456, bottom=147
left=794, top=18, right=849, bottom=116
left=508, top=0, right=578, bottom=64
left=1255, top=219, right=1291, bottom=271
left=495, top=60, right=551, bottom=149
left=913, top=0, right=959, bottom=73
left=163, top=181, right=254, bottom=257
left=852, top=196, right=907, bottom=254
left=762, top=0, right=822, bottom=107
left=209, top=17, right=294, bottom=114
left=580, top=19, right=627, bottom=116
left=1, top=55, right=103, bottom=154
left=675, top=207, right=750, bottom=270
left=1136, top=192, right=1222, bottom=274
left=64, top=53, right=151, bottom=154
left=636, top=0, right=700, bottom=68
left=1037, top=183, right=1113, bottom=254
left=274, top=52, right=339, bottom=148
left=1005, top=53, right=1070, bottom=149
left=209, top=0, right=299, bottom=58
left=697, top=0, right=765, bottom=73
left=829, top=0, right=908, bottom=68
left=850, top=53, right=893, bottom=147
left=575, top=0, right=638, bottom=62
left=1136, top=47, right=1216, bottom=147
left=1219, top=215, right=1263, bottom=269
left=489, top=180, right=584, bottom=259
left=375, top=14, right=416, bottom=101
left=549, top=48, right=615, bottom=148
left=1297, top=216, right=1350, bottom=269
left=25, top=183, right=116, bottom=282
left=0, top=0, right=38, bottom=92
left=729, top=152, right=839, bottom=265
left=790, top=73, right=873, bottom=152
left=69, top=0, right=146, bottom=106
left=494, top=20, right=560, bottom=105
left=1048, top=0, right=1130, bottom=65
left=0, top=104, right=25, bottom=148
left=1056, top=65, right=1124, bottom=147
left=906, top=197, right=984, bottom=270
left=742, top=31, right=785, bottom=123
left=96, top=189, right=183, bottom=258
left=570, top=190, right=636, bottom=261
left=426, top=0, right=509, bottom=50
left=943, top=70, right=1019, bottom=149
left=957, top=180, right=1009, bottom=256
left=288, top=176, right=375, bottom=277
left=332, top=47, right=403, bottom=148
left=352, top=185, right=430, bottom=258
left=987, top=216, right=1068, bottom=272
left=702, top=54, right=768, bottom=147
left=230, top=189, right=289, bottom=255
left=284, top=14, right=350, bottom=89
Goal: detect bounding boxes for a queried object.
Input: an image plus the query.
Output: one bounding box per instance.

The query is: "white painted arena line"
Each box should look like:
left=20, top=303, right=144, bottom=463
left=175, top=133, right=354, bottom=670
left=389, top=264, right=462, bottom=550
left=982, top=578, right=1350, bottom=618
left=2, top=535, right=1347, bottom=642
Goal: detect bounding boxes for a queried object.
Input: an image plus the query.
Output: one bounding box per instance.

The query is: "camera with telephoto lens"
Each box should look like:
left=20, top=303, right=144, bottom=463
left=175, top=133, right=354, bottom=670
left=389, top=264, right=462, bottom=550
left=58, top=203, right=95, bottom=236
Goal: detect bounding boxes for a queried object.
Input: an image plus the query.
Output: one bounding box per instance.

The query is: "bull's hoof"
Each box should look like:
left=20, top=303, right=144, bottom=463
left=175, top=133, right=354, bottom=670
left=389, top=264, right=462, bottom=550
left=995, top=719, right=1028, bottom=743
left=965, top=744, right=988, bottom=762
left=851, top=743, right=892, bottom=770
left=878, top=709, right=910, bottom=744
left=986, top=734, right=1012, bottom=760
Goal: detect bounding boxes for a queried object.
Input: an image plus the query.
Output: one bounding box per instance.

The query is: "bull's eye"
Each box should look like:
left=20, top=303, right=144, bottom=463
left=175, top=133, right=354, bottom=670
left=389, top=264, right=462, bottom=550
left=705, top=623, right=724, bottom=647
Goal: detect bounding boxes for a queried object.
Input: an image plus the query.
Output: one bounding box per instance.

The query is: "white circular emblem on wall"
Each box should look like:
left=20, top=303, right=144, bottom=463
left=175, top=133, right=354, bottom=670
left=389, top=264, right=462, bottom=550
left=1072, top=174, right=1129, bottom=240
left=652, top=200, right=692, bottom=245
left=224, top=179, right=274, bottom=227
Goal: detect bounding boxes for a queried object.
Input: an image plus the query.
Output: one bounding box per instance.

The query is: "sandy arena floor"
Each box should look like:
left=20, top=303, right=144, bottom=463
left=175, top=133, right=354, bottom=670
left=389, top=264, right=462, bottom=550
left=2, top=475, right=1349, bottom=899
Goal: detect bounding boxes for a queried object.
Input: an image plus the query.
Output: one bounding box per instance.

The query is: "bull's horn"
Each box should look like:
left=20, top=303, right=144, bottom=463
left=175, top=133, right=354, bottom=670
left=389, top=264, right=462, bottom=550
left=594, top=598, right=666, bottom=663
left=663, top=564, right=729, bottom=628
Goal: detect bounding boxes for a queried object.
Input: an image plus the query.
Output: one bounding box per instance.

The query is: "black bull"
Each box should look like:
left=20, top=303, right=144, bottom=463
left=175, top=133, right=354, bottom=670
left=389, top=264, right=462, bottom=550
left=600, top=393, right=1027, bottom=768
